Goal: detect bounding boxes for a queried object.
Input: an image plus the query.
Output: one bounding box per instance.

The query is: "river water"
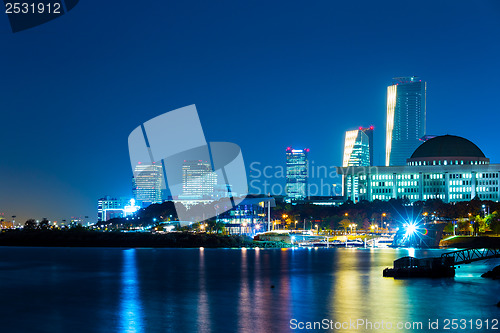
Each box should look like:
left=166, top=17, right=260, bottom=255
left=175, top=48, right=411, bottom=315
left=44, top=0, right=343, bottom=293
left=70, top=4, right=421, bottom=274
left=0, top=247, right=498, bottom=333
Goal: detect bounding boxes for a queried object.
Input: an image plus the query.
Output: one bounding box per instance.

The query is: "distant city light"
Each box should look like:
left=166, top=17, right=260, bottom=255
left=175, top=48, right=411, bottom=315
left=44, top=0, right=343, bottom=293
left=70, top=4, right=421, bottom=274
left=124, top=199, right=140, bottom=216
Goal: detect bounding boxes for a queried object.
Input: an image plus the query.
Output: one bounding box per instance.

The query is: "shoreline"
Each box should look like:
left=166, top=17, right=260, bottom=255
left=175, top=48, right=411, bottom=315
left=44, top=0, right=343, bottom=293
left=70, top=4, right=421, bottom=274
left=0, top=230, right=292, bottom=249
left=440, top=235, right=500, bottom=249
left=2, top=230, right=499, bottom=249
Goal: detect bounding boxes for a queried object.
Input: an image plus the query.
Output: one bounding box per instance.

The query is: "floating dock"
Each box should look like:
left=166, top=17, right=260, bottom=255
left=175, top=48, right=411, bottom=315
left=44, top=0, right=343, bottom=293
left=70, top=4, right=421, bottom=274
left=383, top=256, right=455, bottom=278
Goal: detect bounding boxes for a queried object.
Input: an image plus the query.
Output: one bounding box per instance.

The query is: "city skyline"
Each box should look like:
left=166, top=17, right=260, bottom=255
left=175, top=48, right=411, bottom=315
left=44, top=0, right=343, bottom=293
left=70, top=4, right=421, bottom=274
left=2, top=3, right=500, bottom=332
left=1, top=1, right=500, bottom=222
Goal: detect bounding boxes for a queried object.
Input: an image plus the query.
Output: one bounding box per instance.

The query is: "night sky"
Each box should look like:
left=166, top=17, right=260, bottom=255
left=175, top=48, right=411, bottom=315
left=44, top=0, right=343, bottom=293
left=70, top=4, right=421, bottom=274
left=1, top=0, right=500, bottom=223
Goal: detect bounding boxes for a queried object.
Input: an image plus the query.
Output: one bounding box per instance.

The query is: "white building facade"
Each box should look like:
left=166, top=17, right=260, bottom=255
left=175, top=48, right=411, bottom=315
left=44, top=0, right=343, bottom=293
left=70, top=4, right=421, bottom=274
left=338, top=135, right=499, bottom=203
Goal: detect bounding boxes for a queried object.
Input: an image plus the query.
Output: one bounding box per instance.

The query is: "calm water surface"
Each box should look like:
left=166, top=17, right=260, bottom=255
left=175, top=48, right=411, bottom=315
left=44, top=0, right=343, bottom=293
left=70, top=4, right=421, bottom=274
left=0, top=247, right=499, bottom=333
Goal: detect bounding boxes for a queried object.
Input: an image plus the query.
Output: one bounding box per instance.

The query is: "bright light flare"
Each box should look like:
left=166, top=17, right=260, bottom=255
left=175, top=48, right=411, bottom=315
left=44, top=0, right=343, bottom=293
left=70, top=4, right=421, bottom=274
left=402, top=221, right=427, bottom=246
left=406, top=223, right=417, bottom=235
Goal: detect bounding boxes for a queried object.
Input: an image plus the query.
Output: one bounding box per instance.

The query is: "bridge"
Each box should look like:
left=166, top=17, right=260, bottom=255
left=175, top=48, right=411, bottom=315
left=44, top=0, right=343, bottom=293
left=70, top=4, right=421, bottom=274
left=441, top=248, right=500, bottom=265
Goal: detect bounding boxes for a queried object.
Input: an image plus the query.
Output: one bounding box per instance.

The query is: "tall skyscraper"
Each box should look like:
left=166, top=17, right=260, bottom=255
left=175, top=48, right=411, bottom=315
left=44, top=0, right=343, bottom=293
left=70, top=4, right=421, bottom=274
left=343, top=126, right=373, bottom=167
left=179, top=160, right=217, bottom=199
left=386, top=76, right=426, bottom=166
left=132, top=162, right=163, bottom=207
left=285, top=147, right=309, bottom=202
left=362, top=126, right=374, bottom=166
left=342, top=127, right=372, bottom=203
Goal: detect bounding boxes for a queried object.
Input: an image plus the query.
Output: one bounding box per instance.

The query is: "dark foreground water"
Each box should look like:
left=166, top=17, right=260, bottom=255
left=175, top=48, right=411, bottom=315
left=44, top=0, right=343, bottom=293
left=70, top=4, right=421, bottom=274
left=0, top=247, right=499, bottom=333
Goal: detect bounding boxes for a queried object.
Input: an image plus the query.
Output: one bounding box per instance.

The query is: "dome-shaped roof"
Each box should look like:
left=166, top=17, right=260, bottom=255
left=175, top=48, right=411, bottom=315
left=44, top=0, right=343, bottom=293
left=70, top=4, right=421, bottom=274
left=410, top=135, right=485, bottom=159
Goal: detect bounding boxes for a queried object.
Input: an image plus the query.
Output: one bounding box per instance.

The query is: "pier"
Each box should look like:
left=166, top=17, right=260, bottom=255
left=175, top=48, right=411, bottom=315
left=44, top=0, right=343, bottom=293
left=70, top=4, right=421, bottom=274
left=384, top=248, right=500, bottom=278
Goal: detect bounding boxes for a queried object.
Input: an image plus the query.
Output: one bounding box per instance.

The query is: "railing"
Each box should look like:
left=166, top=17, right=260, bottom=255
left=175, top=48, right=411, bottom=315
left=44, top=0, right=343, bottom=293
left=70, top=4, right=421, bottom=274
left=441, top=248, right=500, bottom=265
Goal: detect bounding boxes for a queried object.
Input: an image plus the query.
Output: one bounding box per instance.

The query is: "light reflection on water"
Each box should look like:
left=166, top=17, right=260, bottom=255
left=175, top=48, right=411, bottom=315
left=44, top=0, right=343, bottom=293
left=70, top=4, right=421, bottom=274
left=197, top=247, right=211, bottom=333
left=0, top=247, right=499, bottom=333
left=120, top=249, right=144, bottom=333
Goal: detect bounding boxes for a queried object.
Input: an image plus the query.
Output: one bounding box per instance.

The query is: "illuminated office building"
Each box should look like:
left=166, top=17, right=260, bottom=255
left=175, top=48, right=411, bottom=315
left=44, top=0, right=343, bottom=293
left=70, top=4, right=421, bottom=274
left=97, top=196, right=128, bottom=222
left=97, top=196, right=140, bottom=222
left=285, top=147, right=309, bottom=202
left=132, top=162, right=164, bottom=207
left=363, top=126, right=374, bottom=166
left=180, top=160, right=218, bottom=199
left=386, top=77, right=426, bottom=166
left=338, top=135, right=499, bottom=203
left=342, top=127, right=373, bottom=202
left=343, top=127, right=373, bottom=167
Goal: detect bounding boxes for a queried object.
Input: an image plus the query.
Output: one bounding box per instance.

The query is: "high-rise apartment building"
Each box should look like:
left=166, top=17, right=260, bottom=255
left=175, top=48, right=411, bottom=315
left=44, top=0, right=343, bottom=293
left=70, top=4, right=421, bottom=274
left=180, top=160, right=217, bottom=199
left=386, top=77, right=426, bottom=166
left=285, top=147, right=309, bottom=202
left=132, top=162, right=163, bottom=207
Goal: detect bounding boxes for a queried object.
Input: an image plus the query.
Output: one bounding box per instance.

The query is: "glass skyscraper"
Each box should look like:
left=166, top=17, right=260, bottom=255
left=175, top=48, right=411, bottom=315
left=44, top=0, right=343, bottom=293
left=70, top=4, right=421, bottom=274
left=343, top=127, right=373, bottom=167
left=180, top=160, right=218, bottom=199
left=132, top=162, right=164, bottom=207
left=386, top=77, right=426, bottom=166
left=342, top=128, right=372, bottom=202
left=285, top=147, right=309, bottom=202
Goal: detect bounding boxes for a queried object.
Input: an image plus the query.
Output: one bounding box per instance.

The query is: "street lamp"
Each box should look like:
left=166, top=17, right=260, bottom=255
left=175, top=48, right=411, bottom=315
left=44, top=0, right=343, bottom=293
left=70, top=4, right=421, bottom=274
left=468, top=213, right=474, bottom=236
left=315, top=224, right=318, bottom=234
left=280, top=214, right=288, bottom=230
left=381, top=213, right=386, bottom=229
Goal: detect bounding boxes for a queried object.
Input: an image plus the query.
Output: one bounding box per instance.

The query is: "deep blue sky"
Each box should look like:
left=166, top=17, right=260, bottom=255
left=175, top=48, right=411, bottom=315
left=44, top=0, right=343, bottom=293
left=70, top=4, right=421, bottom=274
left=1, top=0, right=500, bottom=223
